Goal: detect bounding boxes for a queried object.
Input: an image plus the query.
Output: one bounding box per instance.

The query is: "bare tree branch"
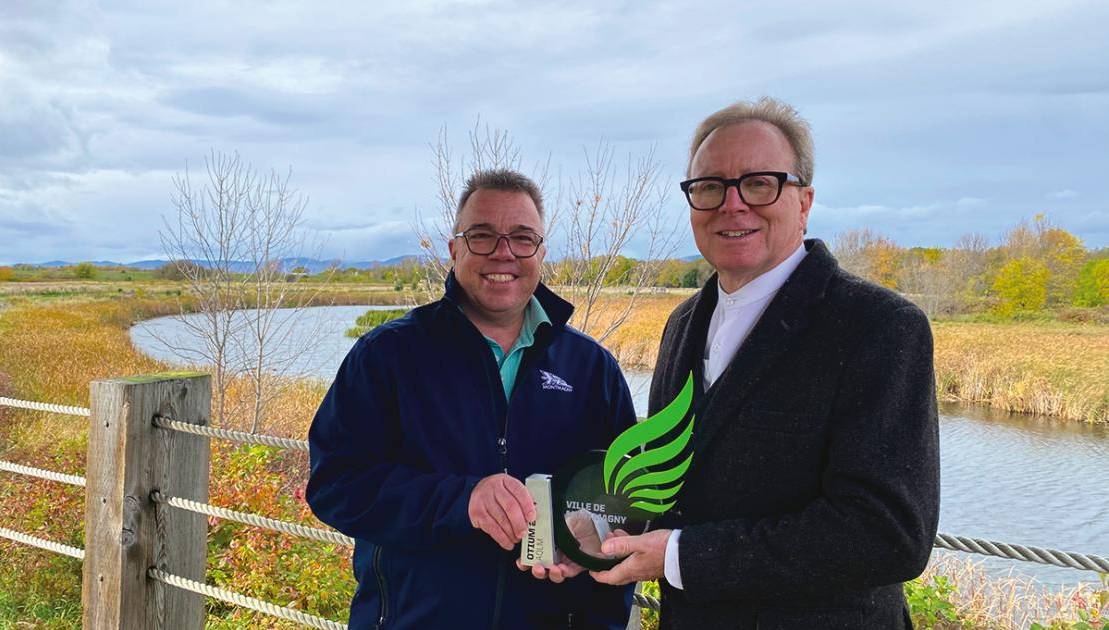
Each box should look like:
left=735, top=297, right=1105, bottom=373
left=159, top=150, right=332, bottom=431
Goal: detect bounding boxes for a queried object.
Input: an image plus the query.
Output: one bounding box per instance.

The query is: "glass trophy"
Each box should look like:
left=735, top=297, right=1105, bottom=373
left=521, top=373, right=695, bottom=571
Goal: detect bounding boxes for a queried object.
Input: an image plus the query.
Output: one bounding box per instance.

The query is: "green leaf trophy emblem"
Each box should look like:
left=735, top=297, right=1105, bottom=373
left=602, top=373, right=695, bottom=514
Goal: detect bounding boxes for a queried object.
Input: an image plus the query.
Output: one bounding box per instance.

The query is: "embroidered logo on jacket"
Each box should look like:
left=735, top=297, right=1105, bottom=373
left=539, top=369, right=573, bottom=392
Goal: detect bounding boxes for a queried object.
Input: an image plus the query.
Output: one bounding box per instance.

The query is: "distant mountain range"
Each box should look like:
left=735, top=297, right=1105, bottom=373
left=17, top=253, right=703, bottom=272
left=22, top=256, right=423, bottom=274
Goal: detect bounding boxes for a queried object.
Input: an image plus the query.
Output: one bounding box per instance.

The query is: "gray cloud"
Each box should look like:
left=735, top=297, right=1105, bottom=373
left=1, top=0, right=1107, bottom=266
left=160, top=87, right=327, bottom=126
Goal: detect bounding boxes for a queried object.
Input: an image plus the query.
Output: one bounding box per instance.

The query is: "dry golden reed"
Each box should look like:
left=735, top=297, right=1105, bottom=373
left=920, top=553, right=1106, bottom=629
left=581, top=295, right=1108, bottom=424
left=932, top=322, right=1108, bottom=424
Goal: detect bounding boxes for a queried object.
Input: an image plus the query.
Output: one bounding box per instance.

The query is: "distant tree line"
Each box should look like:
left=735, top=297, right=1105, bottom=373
left=831, top=215, right=1107, bottom=319
left=4, top=215, right=1105, bottom=322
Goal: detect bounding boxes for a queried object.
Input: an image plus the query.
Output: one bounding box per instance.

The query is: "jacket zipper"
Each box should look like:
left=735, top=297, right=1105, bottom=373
left=497, top=436, right=508, bottom=473
left=490, top=327, right=548, bottom=629
left=499, top=334, right=541, bottom=473
left=491, top=560, right=506, bottom=630
left=373, top=546, right=389, bottom=628
left=491, top=407, right=509, bottom=628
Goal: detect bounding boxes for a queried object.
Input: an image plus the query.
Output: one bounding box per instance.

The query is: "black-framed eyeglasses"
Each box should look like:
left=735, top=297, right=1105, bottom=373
left=679, top=172, right=806, bottom=211
left=453, top=227, right=544, bottom=258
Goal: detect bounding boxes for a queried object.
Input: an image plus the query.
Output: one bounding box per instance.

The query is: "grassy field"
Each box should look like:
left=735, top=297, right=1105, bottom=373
left=0, top=282, right=1106, bottom=627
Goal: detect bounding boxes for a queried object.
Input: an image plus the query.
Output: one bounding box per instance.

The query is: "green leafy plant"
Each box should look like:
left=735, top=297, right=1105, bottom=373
left=905, top=574, right=959, bottom=628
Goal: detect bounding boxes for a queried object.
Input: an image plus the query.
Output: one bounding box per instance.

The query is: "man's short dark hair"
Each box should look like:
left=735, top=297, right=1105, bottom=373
left=455, top=169, right=545, bottom=232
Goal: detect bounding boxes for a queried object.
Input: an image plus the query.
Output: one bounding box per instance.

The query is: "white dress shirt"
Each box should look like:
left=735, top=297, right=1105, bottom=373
left=664, top=243, right=807, bottom=590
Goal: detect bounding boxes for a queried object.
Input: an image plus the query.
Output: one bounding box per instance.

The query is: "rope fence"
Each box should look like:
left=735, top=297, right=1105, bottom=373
left=148, top=568, right=346, bottom=630
left=934, top=532, right=1109, bottom=573
left=153, top=415, right=310, bottom=452
left=0, top=396, right=90, bottom=417
left=0, top=459, right=86, bottom=487
left=151, top=491, right=354, bottom=547
left=4, top=394, right=1108, bottom=627
left=633, top=591, right=661, bottom=612
left=0, top=526, right=85, bottom=560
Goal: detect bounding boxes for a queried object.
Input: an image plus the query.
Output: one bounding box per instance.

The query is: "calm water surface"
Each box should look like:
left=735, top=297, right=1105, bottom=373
left=131, top=306, right=1109, bottom=586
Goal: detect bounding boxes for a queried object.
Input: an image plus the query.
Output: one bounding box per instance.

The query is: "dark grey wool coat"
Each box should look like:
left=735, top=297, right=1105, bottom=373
left=649, top=239, right=940, bottom=630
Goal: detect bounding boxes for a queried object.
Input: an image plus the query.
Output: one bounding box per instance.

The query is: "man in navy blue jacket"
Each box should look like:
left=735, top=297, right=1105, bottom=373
left=307, top=169, right=636, bottom=629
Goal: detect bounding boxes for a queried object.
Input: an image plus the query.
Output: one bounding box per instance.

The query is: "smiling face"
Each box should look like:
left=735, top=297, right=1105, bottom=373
left=689, top=121, right=814, bottom=293
left=448, top=188, right=546, bottom=326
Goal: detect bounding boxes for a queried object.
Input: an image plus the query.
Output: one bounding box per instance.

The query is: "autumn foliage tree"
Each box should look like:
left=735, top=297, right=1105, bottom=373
left=996, top=215, right=1085, bottom=304
left=827, top=217, right=1093, bottom=320
left=992, top=257, right=1049, bottom=317
left=832, top=228, right=902, bottom=289
left=1073, top=259, right=1109, bottom=307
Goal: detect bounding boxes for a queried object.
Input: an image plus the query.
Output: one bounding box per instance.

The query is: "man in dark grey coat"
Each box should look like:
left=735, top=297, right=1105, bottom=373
left=591, top=98, right=940, bottom=629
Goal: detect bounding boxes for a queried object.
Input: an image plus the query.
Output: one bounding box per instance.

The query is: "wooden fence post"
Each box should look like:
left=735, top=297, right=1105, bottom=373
left=82, top=373, right=211, bottom=630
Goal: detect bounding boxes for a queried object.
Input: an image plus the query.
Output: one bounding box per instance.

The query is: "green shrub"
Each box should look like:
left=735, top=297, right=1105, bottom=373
left=640, top=580, right=659, bottom=630
left=904, top=574, right=959, bottom=628
left=73, top=262, right=96, bottom=279
left=345, top=308, right=407, bottom=338
left=1073, top=259, right=1109, bottom=307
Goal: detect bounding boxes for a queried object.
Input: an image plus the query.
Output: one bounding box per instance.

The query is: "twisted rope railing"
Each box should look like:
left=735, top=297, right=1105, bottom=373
left=0, top=460, right=86, bottom=487
left=153, top=415, right=309, bottom=452
left=5, top=397, right=1108, bottom=623
left=0, top=397, right=89, bottom=417
left=934, top=532, right=1109, bottom=573
left=630, top=535, right=1109, bottom=613
left=148, top=568, right=346, bottom=630
left=0, top=526, right=84, bottom=560
left=633, top=591, right=661, bottom=611
left=151, top=491, right=354, bottom=547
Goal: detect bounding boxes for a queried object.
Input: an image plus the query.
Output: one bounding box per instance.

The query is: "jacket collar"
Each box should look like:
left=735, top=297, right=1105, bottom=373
left=680, top=239, right=839, bottom=457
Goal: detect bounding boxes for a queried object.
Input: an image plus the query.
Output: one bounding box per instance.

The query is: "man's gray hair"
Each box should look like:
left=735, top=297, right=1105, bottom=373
left=688, top=97, right=814, bottom=186
left=454, top=169, right=545, bottom=232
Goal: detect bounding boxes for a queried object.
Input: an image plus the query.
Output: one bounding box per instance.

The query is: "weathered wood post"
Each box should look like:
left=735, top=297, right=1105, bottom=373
left=83, top=373, right=211, bottom=630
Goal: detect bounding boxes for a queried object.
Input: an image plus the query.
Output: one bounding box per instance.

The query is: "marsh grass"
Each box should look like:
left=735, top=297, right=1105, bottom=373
left=915, top=554, right=1107, bottom=629
left=345, top=308, right=408, bottom=338
left=570, top=292, right=689, bottom=369
left=932, top=322, right=1108, bottom=423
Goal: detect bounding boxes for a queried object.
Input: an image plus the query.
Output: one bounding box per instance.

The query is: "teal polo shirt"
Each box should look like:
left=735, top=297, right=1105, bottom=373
left=483, top=296, right=551, bottom=399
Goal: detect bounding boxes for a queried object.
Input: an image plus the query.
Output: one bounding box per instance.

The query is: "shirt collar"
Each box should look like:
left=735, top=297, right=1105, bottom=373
left=716, top=243, right=807, bottom=309
left=516, top=295, right=551, bottom=347
left=484, top=295, right=550, bottom=358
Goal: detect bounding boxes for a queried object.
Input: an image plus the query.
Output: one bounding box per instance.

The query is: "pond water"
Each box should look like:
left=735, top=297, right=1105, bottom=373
left=130, top=305, right=1109, bottom=587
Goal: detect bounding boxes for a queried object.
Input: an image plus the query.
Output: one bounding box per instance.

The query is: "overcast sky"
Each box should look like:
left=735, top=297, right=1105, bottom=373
left=2, top=0, right=1108, bottom=265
